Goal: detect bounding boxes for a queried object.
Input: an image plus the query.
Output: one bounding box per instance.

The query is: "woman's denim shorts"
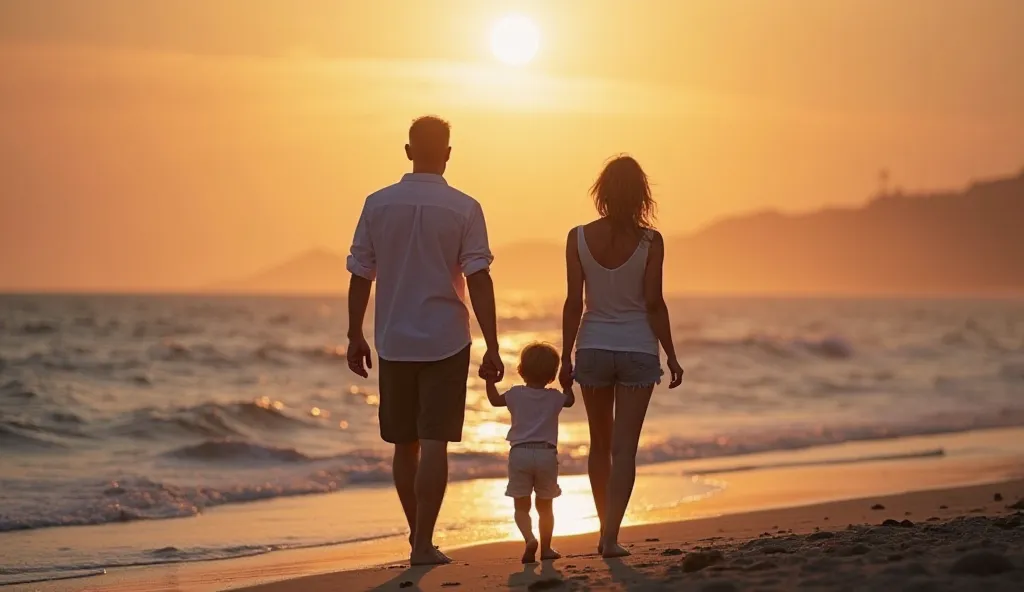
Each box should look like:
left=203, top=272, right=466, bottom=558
left=574, top=349, right=662, bottom=388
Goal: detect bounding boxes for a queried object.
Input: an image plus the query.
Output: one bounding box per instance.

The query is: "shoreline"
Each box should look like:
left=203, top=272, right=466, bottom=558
left=237, top=478, right=1024, bottom=591
left=9, top=426, right=1022, bottom=592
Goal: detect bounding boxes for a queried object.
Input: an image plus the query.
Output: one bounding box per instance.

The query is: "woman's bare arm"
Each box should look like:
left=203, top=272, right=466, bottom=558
left=560, top=227, right=585, bottom=390
left=643, top=232, right=683, bottom=388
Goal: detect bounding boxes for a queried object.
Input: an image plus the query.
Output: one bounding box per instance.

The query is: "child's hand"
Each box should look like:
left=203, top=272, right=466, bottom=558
left=562, top=385, right=576, bottom=408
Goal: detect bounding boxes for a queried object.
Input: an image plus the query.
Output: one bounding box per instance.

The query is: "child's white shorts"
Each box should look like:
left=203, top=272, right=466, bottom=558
left=505, top=444, right=561, bottom=499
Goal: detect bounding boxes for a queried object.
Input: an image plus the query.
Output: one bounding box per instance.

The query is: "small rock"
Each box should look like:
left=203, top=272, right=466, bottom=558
left=949, top=551, right=1014, bottom=576
left=762, top=545, right=787, bottom=555
left=993, top=493, right=1003, bottom=502
left=1007, top=499, right=1024, bottom=510
left=904, top=511, right=912, bottom=516
left=994, top=515, right=1021, bottom=529
left=927, top=517, right=940, bottom=522
left=807, top=531, right=834, bottom=541
left=882, top=519, right=902, bottom=527
left=871, top=504, right=886, bottom=510
left=840, top=544, right=871, bottom=556
left=661, top=548, right=684, bottom=556
left=900, top=519, right=915, bottom=528
left=645, top=537, right=660, bottom=542
left=939, top=505, right=948, bottom=510
left=399, top=583, right=413, bottom=589
left=528, top=579, right=565, bottom=591
left=440, top=583, right=460, bottom=588
left=682, top=550, right=725, bottom=573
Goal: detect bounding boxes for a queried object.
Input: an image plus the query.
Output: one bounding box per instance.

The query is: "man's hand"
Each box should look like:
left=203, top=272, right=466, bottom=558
left=478, top=348, right=505, bottom=383
left=347, top=334, right=373, bottom=378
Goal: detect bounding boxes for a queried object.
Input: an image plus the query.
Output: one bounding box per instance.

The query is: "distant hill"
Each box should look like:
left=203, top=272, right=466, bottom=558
left=209, top=248, right=348, bottom=294
left=210, top=168, right=1024, bottom=296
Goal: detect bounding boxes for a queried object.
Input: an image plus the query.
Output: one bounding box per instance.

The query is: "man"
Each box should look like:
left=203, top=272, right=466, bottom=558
left=346, top=116, right=504, bottom=565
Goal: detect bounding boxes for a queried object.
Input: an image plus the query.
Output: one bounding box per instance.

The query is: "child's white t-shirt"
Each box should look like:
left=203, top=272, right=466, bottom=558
left=504, top=386, right=566, bottom=446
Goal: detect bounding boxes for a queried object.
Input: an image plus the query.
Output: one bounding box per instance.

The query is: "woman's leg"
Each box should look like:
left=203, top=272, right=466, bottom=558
left=581, top=386, right=614, bottom=551
left=600, top=384, right=654, bottom=558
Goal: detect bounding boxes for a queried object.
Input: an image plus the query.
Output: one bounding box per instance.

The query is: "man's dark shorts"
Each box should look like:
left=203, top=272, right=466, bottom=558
left=378, top=345, right=470, bottom=443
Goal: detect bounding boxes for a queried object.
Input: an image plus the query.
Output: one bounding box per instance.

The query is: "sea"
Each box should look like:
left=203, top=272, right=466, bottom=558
left=1, top=294, right=1023, bottom=584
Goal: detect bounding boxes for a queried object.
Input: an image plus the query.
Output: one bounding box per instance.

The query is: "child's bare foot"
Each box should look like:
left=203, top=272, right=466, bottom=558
left=410, top=546, right=452, bottom=566
left=601, top=541, right=630, bottom=558
left=522, top=539, right=539, bottom=564
left=540, top=548, right=561, bottom=560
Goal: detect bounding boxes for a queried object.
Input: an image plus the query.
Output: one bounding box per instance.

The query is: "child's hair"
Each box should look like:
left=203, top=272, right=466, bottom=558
left=517, top=342, right=561, bottom=385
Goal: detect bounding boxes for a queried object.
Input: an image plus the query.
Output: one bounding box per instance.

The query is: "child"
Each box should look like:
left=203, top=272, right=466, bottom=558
left=486, top=342, right=575, bottom=563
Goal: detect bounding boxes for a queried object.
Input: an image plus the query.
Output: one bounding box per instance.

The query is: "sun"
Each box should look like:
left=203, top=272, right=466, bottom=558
left=490, top=15, right=540, bottom=66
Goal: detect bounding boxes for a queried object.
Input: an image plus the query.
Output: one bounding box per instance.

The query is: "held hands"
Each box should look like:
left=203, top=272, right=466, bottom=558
left=667, top=356, right=684, bottom=389
left=478, top=348, right=505, bottom=384
left=558, top=356, right=574, bottom=391
left=346, top=334, right=373, bottom=378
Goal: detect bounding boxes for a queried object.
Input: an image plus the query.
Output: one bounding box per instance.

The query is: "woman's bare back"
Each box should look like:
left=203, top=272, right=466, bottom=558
left=581, top=219, right=647, bottom=270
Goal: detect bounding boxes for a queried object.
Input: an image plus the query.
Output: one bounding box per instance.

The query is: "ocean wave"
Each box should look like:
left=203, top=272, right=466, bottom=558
left=110, top=400, right=314, bottom=440
left=165, top=440, right=314, bottom=463
left=0, top=533, right=401, bottom=585
left=676, top=334, right=854, bottom=359
left=6, top=407, right=1024, bottom=533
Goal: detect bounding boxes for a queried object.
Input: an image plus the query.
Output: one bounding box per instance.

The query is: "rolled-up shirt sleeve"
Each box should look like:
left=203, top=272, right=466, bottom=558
left=460, top=202, right=494, bottom=276
left=346, top=204, right=376, bottom=280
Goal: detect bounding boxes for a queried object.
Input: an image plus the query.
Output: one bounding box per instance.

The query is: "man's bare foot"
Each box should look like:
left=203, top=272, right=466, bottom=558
left=601, top=541, right=630, bottom=558
left=521, top=539, right=539, bottom=564
left=410, top=546, right=452, bottom=566
left=540, top=548, right=561, bottom=560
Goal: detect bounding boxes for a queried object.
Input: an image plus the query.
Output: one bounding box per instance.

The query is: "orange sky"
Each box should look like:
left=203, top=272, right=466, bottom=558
left=1, top=0, right=1022, bottom=291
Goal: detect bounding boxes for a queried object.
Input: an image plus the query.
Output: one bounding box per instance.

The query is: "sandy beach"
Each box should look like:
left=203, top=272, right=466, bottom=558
left=236, top=479, right=1024, bottom=592
left=7, top=427, right=1018, bottom=592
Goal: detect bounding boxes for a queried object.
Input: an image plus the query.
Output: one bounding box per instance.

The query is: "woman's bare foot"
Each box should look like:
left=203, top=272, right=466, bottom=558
left=601, top=541, right=630, bottom=558
left=522, top=539, right=539, bottom=564
left=410, top=546, right=452, bottom=566
left=540, top=548, right=562, bottom=560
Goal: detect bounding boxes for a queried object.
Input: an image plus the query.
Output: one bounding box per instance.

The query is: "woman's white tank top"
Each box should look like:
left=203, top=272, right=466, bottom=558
left=575, top=225, right=659, bottom=356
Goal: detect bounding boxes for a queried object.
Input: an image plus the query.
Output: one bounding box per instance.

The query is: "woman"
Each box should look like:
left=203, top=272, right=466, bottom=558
left=560, top=155, right=684, bottom=558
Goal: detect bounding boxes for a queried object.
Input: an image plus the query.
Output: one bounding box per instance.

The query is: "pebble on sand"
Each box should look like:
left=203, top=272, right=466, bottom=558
left=682, top=550, right=725, bottom=573
left=948, top=551, right=1015, bottom=576
left=871, top=504, right=886, bottom=510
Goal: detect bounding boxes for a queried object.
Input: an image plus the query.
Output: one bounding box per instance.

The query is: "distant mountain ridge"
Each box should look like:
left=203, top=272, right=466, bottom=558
left=210, top=168, right=1024, bottom=296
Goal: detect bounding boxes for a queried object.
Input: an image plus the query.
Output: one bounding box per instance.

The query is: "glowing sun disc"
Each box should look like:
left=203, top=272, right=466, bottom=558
left=490, top=15, right=540, bottom=66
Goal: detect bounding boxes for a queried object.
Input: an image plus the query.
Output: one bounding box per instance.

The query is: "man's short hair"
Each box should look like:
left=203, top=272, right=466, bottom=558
left=409, top=116, right=451, bottom=153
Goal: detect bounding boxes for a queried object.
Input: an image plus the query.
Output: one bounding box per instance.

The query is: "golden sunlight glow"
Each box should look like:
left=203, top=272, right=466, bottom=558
left=490, top=15, right=540, bottom=66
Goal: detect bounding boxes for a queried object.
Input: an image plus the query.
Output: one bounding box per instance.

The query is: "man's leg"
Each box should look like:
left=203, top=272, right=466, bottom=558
left=393, top=441, right=419, bottom=547
left=378, top=357, right=422, bottom=550
left=409, top=345, right=469, bottom=566
left=410, top=439, right=449, bottom=564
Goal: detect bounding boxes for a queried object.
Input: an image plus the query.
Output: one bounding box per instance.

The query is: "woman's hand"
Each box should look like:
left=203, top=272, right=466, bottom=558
left=667, top=356, right=684, bottom=389
left=559, top=356, right=574, bottom=391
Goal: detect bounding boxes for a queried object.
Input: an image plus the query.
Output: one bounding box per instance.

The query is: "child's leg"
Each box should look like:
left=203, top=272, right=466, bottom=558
left=514, top=497, right=538, bottom=563
left=535, top=497, right=561, bottom=560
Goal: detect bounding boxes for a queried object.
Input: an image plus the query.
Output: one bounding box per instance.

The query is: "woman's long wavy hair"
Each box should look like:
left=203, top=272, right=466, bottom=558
left=590, top=155, right=656, bottom=238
